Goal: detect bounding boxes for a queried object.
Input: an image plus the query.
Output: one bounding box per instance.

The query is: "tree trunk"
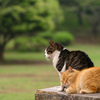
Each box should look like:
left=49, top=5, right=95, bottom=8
left=77, top=9, right=83, bottom=25
left=0, top=34, right=13, bottom=62
left=92, top=26, right=98, bottom=38
left=0, top=46, right=4, bottom=62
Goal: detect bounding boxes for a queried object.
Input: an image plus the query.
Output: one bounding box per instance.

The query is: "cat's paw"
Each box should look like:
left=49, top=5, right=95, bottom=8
left=64, top=88, right=67, bottom=92
left=58, top=87, right=63, bottom=92
left=65, top=89, right=72, bottom=94
left=65, top=88, right=76, bottom=94
left=80, top=90, right=87, bottom=94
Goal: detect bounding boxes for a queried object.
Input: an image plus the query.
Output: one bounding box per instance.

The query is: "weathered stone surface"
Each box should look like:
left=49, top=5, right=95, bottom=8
left=35, top=86, right=100, bottom=100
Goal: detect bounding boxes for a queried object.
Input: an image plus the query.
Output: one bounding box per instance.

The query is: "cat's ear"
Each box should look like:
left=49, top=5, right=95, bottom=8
left=68, top=66, right=73, bottom=73
left=59, top=72, right=63, bottom=74
left=49, top=40, right=55, bottom=47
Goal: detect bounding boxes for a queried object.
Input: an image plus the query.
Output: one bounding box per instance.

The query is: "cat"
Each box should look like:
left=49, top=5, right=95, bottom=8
left=60, top=66, right=100, bottom=94
left=45, top=40, right=94, bottom=91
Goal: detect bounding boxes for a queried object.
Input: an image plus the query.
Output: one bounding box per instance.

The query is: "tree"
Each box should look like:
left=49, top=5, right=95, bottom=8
left=0, top=0, right=63, bottom=62
left=82, top=5, right=100, bottom=38
left=75, top=0, right=100, bottom=37
left=60, top=0, right=100, bottom=37
left=58, top=0, right=84, bottom=25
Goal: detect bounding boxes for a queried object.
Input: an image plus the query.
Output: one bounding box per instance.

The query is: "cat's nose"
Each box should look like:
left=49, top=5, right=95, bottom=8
left=64, top=82, right=66, bottom=85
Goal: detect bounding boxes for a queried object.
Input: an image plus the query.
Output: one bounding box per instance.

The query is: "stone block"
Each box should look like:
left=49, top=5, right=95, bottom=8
left=35, top=86, right=100, bottom=100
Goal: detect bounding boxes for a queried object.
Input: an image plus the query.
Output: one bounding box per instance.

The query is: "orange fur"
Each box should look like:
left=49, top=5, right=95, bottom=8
left=60, top=67, right=100, bottom=94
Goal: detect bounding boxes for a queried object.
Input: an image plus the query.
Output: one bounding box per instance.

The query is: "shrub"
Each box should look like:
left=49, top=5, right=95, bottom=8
left=14, top=31, right=74, bottom=52
left=14, top=37, right=29, bottom=52
left=14, top=36, right=48, bottom=52
left=53, top=31, right=74, bottom=46
left=31, top=37, right=48, bottom=52
left=37, top=32, right=53, bottom=40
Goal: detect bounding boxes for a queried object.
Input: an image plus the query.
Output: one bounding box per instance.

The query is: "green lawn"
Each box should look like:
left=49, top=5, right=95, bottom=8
left=4, top=44, right=100, bottom=66
left=1, top=44, right=100, bottom=99
left=4, top=52, right=45, bottom=61
left=0, top=64, right=59, bottom=100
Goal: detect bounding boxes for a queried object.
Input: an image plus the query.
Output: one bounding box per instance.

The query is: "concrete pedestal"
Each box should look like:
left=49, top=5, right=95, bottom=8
left=35, top=86, right=100, bottom=100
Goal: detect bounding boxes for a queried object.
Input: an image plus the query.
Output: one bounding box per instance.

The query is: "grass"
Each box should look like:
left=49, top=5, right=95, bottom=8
left=1, top=44, right=100, bottom=99
left=4, top=44, right=100, bottom=66
left=4, top=52, right=45, bottom=61
left=0, top=64, right=59, bottom=100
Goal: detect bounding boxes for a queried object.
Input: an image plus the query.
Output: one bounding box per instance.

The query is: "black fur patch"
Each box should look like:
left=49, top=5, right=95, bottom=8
left=56, top=49, right=94, bottom=71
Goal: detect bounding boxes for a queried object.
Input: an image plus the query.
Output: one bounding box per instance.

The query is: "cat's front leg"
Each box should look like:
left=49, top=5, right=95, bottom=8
left=58, top=82, right=64, bottom=92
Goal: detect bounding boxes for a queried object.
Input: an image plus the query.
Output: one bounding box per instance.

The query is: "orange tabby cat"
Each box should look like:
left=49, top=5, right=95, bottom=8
left=60, top=66, right=100, bottom=94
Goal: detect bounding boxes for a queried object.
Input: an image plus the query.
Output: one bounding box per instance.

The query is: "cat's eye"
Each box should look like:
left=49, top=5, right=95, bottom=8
left=48, top=51, right=52, bottom=53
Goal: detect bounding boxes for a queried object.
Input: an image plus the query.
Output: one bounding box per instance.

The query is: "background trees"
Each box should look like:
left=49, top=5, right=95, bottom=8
left=80, top=0, right=100, bottom=37
left=58, top=0, right=100, bottom=37
left=0, top=0, right=62, bottom=62
left=0, top=0, right=100, bottom=62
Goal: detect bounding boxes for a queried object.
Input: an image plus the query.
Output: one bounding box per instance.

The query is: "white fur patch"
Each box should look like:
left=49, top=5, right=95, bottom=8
left=45, top=49, right=66, bottom=76
left=52, top=50, right=60, bottom=68
left=45, top=48, right=67, bottom=91
left=58, top=62, right=66, bottom=78
left=61, top=62, right=66, bottom=73
left=63, top=48, right=67, bottom=50
left=45, top=49, right=51, bottom=60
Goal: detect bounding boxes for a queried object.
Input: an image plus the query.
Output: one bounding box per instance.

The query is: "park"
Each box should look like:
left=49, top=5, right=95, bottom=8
left=0, top=0, right=100, bottom=100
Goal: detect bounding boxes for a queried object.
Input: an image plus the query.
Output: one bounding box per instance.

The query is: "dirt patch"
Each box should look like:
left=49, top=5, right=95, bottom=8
left=0, top=74, right=36, bottom=78
left=1, top=60, right=51, bottom=65
left=0, top=87, right=28, bottom=94
left=0, top=73, right=57, bottom=78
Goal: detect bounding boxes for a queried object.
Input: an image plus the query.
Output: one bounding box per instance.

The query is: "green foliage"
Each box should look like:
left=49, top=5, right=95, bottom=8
left=59, top=0, right=76, bottom=6
left=37, top=32, right=53, bottom=40
left=14, top=36, right=48, bottom=52
left=58, top=0, right=100, bottom=37
left=14, top=37, right=30, bottom=52
left=0, top=0, right=63, bottom=62
left=11, top=31, right=74, bottom=52
left=0, top=0, right=63, bottom=34
left=0, top=0, right=63, bottom=61
left=32, top=37, right=48, bottom=52
left=53, top=31, right=74, bottom=46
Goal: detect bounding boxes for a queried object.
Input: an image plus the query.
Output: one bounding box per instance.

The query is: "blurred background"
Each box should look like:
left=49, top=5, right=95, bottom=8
left=0, top=0, right=100, bottom=99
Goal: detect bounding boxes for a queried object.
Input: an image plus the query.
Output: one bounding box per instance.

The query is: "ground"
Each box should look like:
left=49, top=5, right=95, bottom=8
left=0, top=44, right=100, bottom=100
left=0, top=64, right=59, bottom=100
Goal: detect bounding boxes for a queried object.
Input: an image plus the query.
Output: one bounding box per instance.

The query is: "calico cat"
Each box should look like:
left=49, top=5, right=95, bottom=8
left=60, top=66, right=100, bottom=94
left=45, top=40, right=94, bottom=91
